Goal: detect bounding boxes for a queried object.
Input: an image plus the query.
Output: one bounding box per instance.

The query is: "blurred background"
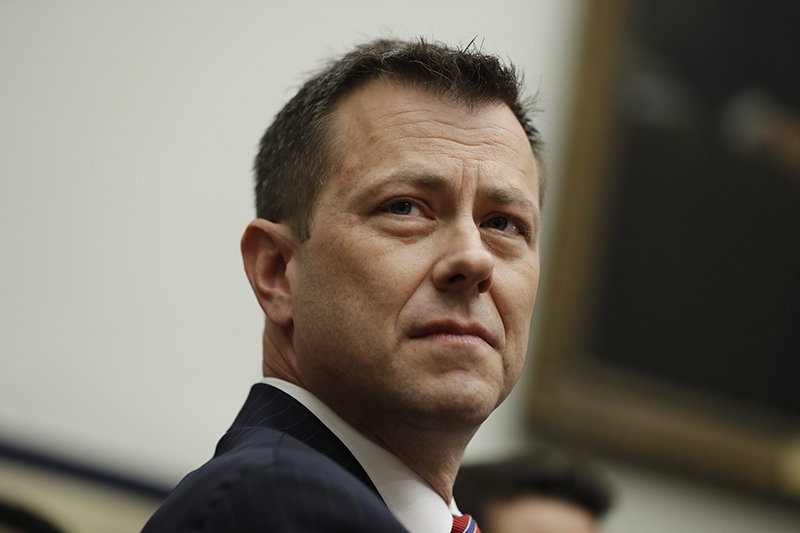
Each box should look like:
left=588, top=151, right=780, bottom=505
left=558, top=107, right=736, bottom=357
left=1, top=1, right=799, bottom=531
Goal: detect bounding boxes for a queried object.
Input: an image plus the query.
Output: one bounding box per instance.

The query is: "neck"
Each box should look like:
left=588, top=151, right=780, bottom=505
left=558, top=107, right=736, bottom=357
left=338, top=407, right=479, bottom=503
left=261, top=326, right=312, bottom=389
left=387, top=429, right=474, bottom=504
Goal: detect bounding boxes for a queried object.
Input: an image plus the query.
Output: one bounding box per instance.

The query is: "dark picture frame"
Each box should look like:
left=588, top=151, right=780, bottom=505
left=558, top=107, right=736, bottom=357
left=529, top=0, right=800, bottom=501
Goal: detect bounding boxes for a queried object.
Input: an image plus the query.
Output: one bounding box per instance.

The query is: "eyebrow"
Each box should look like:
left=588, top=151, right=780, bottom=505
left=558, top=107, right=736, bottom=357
left=349, top=172, right=447, bottom=207
left=367, top=172, right=450, bottom=194
left=480, top=187, right=536, bottom=211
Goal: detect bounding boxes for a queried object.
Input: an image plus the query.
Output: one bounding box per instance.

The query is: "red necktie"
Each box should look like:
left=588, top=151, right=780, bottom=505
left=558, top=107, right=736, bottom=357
left=451, top=514, right=481, bottom=533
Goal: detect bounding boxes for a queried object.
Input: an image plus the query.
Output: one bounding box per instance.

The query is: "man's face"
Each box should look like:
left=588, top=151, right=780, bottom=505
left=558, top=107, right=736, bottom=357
left=289, top=80, right=540, bottom=432
left=485, top=496, right=598, bottom=533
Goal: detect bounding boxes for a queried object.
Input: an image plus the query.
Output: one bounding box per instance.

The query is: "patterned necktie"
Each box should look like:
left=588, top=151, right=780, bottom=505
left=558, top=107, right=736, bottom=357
left=451, top=514, right=481, bottom=533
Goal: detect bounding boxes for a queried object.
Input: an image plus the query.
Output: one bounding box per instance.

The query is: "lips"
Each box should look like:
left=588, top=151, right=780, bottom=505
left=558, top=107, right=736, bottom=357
left=409, top=320, right=497, bottom=347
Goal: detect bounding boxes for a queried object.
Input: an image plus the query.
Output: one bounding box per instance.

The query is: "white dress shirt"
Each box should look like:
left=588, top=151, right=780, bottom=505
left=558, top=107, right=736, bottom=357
left=262, top=378, right=461, bottom=533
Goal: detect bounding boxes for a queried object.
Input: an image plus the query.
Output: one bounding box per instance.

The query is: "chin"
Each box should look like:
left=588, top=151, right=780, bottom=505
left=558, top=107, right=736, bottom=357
left=406, top=382, right=502, bottom=430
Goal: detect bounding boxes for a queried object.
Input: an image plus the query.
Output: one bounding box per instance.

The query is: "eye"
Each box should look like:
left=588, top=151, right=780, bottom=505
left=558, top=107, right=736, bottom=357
left=380, top=198, right=425, bottom=217
left=484, top=216, right=511, bottom=231
left=483, top=215, right=518, bottom=233
left=481, top=214, right=531, bottom=241
left=388, top=201, right=415, bottom=215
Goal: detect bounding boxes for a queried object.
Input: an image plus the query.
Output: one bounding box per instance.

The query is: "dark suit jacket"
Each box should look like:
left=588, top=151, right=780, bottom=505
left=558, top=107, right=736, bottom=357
left=142, top=383, right=409, bottom=532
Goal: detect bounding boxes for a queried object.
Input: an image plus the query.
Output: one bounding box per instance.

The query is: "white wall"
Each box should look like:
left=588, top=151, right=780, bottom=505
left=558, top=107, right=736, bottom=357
left=2, top=2, right=799, bottom=532
left=0, top=0, right=582, bottom=486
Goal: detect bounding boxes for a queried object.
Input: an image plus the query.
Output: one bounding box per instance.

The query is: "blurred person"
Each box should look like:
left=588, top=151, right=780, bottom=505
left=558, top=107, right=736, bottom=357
left=453, top=449, right=613, bottom=533
left=143, top=37, right=544, bottom=533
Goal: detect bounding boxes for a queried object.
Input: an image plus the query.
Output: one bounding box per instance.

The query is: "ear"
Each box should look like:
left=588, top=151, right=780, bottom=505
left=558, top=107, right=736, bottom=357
left=241, top=219, right=301, bottom=328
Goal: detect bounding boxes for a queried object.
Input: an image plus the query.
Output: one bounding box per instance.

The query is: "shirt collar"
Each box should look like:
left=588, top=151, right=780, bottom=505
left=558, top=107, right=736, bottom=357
left=261, top=378, right=460, bottom=533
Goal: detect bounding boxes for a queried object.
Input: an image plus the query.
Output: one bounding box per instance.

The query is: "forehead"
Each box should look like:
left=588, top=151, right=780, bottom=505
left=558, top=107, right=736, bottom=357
left=328, top=80, right=538, bottom=201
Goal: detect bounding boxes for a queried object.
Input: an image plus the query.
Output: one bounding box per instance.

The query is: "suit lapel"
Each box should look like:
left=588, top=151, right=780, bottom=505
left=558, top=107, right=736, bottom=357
left=218, top=383, right=380, bottom=496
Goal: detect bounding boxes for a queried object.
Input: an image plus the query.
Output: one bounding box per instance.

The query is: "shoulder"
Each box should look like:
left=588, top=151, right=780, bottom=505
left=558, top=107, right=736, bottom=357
left=143, top=426, right=407, bottom=533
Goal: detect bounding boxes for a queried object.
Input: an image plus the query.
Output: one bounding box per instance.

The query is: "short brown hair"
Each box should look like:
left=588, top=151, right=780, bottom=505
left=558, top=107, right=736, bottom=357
left=254, top=38, right=544, bottom=241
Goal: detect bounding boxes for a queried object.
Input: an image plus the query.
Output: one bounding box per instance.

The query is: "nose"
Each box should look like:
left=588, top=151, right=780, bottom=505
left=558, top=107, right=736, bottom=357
left=431, top=220, right=494, bottom=294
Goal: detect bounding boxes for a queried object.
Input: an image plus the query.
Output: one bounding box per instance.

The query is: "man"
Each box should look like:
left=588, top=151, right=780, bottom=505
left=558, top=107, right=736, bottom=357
left=454, top=449, right=614, bottom=533
left=143, top=38, right=543, bottom=533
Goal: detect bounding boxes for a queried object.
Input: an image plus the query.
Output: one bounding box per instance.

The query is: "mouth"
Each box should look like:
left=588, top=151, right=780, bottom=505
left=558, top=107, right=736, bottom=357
left=409, top=320, right=496, bottom=348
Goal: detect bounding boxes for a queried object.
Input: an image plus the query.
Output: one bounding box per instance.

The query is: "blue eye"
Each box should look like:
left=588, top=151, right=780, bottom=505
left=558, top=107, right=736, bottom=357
left=389, top=201, right=414, bottom=215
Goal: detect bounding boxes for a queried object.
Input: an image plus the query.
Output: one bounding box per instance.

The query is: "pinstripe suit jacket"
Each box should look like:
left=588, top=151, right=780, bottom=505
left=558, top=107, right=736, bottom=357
left=142, top=383, right=409, bottom=532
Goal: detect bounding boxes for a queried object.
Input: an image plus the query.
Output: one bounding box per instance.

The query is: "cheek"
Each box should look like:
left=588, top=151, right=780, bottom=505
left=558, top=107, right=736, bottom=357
left=496, top=261, right=540, bottom=328
left=345, top=234, right=430, bottom=291
left=305, top=232, right=428, bottom=326
left=494, top=261, right=539, bottom=376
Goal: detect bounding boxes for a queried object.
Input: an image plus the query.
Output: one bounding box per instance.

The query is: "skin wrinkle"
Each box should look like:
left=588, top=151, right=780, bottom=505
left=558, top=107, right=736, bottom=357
left=361, top=119, right=527, bottom=158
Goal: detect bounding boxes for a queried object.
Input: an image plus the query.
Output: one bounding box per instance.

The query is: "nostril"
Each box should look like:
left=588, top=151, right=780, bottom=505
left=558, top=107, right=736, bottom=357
left=448, top=274, right=467, bottom=285
left=477, top=277, right=493, bottom=293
